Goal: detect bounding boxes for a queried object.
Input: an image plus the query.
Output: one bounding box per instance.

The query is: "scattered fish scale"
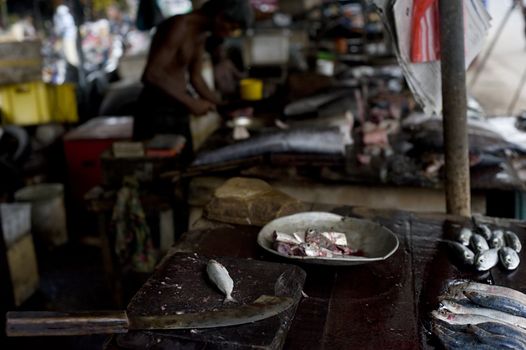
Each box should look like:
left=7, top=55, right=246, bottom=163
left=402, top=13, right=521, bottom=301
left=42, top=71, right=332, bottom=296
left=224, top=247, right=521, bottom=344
left=464, top=291, right=526, bottom=318
left=505, top=231, right=522, bottom=253
left=470, top=234, right=489, bottom=254
left=491, top=230, right=506, bottom=249
left=446, top=241, right=475, bottom=265
left=499, top=247, right=521, bottom=271
left=475, top=249, right=499, bottom=271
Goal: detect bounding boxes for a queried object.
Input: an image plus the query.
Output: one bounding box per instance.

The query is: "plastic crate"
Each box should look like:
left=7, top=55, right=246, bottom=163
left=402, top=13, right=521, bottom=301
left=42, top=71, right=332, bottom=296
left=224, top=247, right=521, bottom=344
left=0, top=81, right=78, bottom=125
left=47, top=83, right=79, bottom=123
left=0, top=81, right=52, bottom=125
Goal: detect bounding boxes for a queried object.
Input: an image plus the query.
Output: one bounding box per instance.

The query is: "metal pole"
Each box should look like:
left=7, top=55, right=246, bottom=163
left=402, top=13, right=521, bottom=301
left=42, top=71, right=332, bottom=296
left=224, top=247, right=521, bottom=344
left=439, top=0, right=471, bottom=216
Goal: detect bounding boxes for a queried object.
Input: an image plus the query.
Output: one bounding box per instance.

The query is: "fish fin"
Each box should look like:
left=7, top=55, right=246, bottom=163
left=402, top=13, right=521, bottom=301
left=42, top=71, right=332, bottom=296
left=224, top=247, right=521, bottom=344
left=223, top=296, right=237, bottom=304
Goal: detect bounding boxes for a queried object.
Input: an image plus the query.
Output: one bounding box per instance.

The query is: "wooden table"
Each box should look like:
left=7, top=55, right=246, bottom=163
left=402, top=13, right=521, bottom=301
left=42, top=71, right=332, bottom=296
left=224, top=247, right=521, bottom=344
left=156, top=206, right=526, bottom=349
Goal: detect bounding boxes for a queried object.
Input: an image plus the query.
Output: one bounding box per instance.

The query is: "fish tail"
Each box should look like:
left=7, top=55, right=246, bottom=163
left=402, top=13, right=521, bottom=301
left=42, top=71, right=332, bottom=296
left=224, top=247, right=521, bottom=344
left=223, top=295, right=237, bottom=304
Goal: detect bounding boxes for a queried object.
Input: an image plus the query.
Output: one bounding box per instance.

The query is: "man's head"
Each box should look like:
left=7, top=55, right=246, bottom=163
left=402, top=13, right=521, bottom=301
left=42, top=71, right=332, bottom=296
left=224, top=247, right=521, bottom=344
left=200, top=0, right=253, bottom=37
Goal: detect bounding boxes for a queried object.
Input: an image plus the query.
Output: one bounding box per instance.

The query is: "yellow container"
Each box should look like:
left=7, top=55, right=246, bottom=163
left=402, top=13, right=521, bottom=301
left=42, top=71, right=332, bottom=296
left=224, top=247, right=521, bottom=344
left=0, top=82, right=78, bottom=125
left=47, top=83, right=79, bottom=124
left=240, top=79, right=263, bottom=101
left=0, top=82, right=52, bottom=125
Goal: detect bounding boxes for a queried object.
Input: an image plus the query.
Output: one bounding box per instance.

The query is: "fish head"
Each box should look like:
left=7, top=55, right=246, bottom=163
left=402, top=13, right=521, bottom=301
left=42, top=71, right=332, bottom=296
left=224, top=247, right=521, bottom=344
left=305, top=228, right=317, bottom=235
left=500, top=248, right=519, bottom=269
left=475, top=254, right=491, bottom=271
left=463, top=250, right=475, bottom=265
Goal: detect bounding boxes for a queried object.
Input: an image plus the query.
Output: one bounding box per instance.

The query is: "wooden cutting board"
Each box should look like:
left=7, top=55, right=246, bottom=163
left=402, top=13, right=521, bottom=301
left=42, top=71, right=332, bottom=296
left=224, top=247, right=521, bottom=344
left=111, top=253, right=306, bottom=350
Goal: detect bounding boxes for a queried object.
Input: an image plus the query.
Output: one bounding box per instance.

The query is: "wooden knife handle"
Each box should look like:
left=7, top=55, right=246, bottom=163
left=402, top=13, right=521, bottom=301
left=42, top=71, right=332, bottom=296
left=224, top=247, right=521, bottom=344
left=6, top=311, right=129, bottom=337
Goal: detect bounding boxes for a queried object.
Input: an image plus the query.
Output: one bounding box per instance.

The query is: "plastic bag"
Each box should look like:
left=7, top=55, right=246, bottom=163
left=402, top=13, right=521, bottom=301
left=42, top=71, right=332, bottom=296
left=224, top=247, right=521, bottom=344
left=411, top=0, right=440, bottom=63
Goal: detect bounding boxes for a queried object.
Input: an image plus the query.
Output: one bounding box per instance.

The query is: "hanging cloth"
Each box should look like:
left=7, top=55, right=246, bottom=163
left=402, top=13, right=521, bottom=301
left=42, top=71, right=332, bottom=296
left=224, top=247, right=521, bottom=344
left=112, top=176, right=157, bottom=273
left=411, top=0, right=441, bottom=63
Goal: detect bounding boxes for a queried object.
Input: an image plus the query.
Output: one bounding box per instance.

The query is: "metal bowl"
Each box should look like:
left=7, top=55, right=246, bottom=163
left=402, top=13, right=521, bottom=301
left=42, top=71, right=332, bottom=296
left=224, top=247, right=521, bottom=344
left=257, top=212, right=399, bottom=266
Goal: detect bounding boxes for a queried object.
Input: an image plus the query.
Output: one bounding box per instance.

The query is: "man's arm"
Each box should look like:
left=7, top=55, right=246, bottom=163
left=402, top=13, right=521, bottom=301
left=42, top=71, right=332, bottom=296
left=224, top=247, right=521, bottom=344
left=190, top=45, right=222, bottom=105
left=142, top=20, right=214, bottom=115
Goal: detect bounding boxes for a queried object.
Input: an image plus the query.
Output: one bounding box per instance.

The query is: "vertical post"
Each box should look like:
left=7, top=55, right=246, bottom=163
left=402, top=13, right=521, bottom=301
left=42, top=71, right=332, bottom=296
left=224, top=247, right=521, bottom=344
left=439, top=0, right=471, bottom=216
left=0, top=0, right=8, bottom=28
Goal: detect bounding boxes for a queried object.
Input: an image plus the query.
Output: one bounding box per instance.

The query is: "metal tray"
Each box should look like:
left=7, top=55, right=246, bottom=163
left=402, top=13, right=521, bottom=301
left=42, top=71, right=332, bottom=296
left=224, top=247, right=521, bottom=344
left=257, top=212, right=399, bottom=266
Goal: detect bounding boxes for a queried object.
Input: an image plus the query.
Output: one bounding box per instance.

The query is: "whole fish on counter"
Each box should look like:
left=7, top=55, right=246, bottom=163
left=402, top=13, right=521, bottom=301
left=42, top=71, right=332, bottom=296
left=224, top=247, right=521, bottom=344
left=500, top=247, right=521, bottom=270
left=432, top=320, right=526, bottom=350
left=465, top=291, right=526, bottom=318
left=446, top=241, right=475, bottom=265
left=470, top=234, right=489, bottom=254
left=490, top=230, right=506, bottom=249
left=440, top=299, right=526, bottom=329
left=432, top=280, right=526, bottom=349
left=506, top=231, right=523, bottom=253
left=193, top=127, right=348, bottom=166
left=475, top=248, right=499, bottom=272
left=207, top=260, right=236, bottom=303
left=431, top=321, right=494, bottom=350
left=477, top=322, right=526, bottom=345
left=475, top=225, right=493, bottom=241
left=457, top=228, right=473, bottom=246
left=447, top=225, right=523, bottom=272
left=441, top=281, right=526, bottom=307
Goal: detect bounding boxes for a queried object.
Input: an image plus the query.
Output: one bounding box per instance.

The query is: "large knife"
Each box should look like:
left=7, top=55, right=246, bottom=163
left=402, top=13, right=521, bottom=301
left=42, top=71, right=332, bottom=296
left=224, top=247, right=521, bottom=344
left=6, top=295, right=294, bottom=337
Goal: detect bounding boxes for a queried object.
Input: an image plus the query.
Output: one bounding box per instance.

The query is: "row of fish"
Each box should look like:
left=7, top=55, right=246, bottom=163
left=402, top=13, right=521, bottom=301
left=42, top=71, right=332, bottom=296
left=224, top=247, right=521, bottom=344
left=447, top=224, right=522, bottom=271
left=431, top=280, right=526, bottom=349
left=272, top=228, right=361, bottom=258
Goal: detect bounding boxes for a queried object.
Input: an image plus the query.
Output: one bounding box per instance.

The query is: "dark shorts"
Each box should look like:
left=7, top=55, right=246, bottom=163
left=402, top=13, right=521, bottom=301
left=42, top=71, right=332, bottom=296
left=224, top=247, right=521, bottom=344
left=133, top=84, right=194, bottom=163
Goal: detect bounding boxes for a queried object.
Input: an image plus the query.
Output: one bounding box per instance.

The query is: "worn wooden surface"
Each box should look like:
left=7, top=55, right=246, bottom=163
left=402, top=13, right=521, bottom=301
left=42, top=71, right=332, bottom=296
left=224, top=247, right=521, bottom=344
left=153, top=207, right=526, bottom=349
left=111, top=253, right=306, bottom=349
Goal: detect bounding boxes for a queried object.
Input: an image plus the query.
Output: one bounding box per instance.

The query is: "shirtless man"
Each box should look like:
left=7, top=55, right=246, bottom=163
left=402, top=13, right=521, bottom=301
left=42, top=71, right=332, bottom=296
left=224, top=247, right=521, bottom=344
left=133, top=0, right=252, bottom=163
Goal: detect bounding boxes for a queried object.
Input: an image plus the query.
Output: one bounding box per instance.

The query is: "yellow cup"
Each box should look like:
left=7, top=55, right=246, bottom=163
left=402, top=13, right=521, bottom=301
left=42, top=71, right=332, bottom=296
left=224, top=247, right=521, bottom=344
left=240, top=79, right=263, bottom=101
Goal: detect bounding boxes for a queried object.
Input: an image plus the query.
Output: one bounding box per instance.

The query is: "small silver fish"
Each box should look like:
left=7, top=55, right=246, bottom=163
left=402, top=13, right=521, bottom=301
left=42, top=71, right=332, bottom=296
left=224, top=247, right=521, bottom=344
left=458, top=281, right=526, bottom=305
left=447, top=241, right=475, bottom=265
left=491, top=230, right=505, bottom=249
left=432, top=309, right=505, bottom=326
left=431, top=321, right=485, bottom=350
left=457, top=227, right=473, bottom=246
left=470, top=233, right=489, bottom=254
left=499, top=247, right=520, bottom=271
left=505, top=231, right=522, bottom=253
left=464, top=290, right=526, bottom=318
left=475, top=249, right=499, bottom=271
left=475, top=224, right=493, bottom=241
left=207, top=259, right=235, bottom=303
left=440, top=299, right=526, bottom=329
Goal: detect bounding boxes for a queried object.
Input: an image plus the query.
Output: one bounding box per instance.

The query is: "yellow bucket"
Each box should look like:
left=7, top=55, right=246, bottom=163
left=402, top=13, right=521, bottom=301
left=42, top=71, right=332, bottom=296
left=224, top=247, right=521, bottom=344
left=240, top=79, right=263, bottom=101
